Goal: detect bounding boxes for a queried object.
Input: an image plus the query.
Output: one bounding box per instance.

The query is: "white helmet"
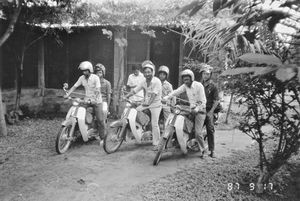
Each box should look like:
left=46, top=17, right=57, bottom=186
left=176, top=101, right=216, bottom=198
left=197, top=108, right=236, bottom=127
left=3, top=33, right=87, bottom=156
left=142, top=60, right=155, bottom=74
left=181, top=69, right=195, bottom=81
left=199, top=63, right=213, bottom=74
left=78, top=61, right=93, bottom=73
left=95, top=63, right=106, bottom=75
left=158, top=65, right=169, bottom=77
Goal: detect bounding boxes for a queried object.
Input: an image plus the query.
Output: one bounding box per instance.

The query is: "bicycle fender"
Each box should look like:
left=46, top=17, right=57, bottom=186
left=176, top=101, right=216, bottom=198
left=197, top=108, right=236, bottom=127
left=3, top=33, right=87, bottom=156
left=61, top=117, right=76, bottom=127
left=174, top=115, right=188, bottom=154
left=77, top=107, right=89, bottom=142
left=110, top=119, right=127, bottom=128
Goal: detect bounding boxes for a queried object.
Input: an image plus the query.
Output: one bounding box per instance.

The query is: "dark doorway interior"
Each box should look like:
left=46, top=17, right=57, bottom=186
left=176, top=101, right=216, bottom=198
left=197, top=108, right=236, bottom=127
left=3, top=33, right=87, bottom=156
left=150, top=28, right=180, bottom=88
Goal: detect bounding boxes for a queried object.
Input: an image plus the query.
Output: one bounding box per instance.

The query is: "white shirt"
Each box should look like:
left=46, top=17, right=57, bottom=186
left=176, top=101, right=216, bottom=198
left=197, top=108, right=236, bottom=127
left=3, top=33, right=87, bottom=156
left=167, top=81, right=206, bottom=108
left=134, top=77, right=162, bottom=107
left=74, top=74, right=102, bottom=104
left=127, top=72, right=145, bottom=102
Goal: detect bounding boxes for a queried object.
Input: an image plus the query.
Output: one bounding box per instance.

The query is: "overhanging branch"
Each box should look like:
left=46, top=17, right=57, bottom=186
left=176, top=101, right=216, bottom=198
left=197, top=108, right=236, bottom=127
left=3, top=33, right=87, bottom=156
left=0, top=0, right=22, bottom=47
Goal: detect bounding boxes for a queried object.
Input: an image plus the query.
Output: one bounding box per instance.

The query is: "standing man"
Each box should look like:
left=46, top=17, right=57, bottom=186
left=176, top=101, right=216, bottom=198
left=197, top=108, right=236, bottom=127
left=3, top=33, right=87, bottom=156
left=199, top=63, right=220, bottom=158
left=164, top=69, right=207, bottom=157
left=158, top=65, right=174, bottom=122
left=94, top=63, right=112, bottom=122
left=64, top=61, right=105, bottom=141
left=126, top=65, right=145, bottom=102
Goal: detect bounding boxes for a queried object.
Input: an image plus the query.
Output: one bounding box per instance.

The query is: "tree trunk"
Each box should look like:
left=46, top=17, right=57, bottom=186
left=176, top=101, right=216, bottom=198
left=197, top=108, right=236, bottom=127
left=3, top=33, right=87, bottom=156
left=256, top=167, right=270, bottom=194
left=0, top=0, right=21, bottom=136
left=0, top=0, right=21, bottom=47
left=225, top=92, right=234, bottom=124
left=38, top=39, right=45, bottom=96
left=15, top=47, right=25, bottom=111
left=113, top=28, right=127, bottom=117
left=0, top=48, right=7, bottom=137
left=0, top=88, right=7, bottom=137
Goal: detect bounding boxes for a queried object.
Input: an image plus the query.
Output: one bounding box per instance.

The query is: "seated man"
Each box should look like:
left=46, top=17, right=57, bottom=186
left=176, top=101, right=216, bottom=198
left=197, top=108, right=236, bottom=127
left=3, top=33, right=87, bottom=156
left=164, top=69, right=207, bottom=157
left=64, top=61, right=105, bottom=141
left=125, top=60, right=162, bottom=150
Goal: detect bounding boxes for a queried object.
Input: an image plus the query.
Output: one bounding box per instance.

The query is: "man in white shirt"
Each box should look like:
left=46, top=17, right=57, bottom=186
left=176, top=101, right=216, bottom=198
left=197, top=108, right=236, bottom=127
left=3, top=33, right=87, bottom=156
left=64, top=61, right=105, bottom=140
left=125, top=61, right=162, bottom=150
left=126, top=65, right=145, bottom=102
left=164, top=69, right=207, bottom=157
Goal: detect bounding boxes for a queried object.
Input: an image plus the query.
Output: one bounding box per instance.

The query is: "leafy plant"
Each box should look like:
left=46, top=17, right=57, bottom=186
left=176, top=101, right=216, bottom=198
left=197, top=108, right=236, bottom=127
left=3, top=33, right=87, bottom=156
left=176, top=0, right=300, bottom=193
left=220, top=50, right=300, bottom=193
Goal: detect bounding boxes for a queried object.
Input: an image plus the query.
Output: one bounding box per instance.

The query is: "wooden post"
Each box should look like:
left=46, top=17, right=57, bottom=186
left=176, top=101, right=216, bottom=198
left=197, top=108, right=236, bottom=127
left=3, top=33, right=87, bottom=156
left=0, top=45, right=8, bottom=136
left=178, top=35, right=184, bottom=86
left=146, top=36, right=151, bottom=60
left=225, top=92, right=234, bottom=124
left=38, top=39, right=45, bottom=96
left=65, top=37, right=70, bottom=84
left=113, top=28, right=126, bottom=115
left=88, top=32, right=93, bottom=62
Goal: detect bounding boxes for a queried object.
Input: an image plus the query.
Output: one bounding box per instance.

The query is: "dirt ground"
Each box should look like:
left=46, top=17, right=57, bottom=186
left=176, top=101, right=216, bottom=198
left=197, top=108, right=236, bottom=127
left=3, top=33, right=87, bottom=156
left=0, top=116, right=254, bottom=201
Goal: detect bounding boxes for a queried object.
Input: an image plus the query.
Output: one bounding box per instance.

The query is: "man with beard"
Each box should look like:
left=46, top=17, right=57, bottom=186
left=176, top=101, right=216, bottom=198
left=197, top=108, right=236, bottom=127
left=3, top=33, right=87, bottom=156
left=125, top=60, right=162, bottom=150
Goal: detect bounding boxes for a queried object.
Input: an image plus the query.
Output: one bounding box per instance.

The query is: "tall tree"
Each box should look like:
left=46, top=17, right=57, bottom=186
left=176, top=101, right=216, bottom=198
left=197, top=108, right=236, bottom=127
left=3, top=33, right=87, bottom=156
left=0, top=0, right=21, bottom=136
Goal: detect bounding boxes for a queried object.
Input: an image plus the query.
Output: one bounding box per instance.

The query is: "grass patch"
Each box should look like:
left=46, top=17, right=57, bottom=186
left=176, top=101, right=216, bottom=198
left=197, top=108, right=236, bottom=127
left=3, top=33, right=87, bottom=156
left=126, top=147, right=299, bottom=201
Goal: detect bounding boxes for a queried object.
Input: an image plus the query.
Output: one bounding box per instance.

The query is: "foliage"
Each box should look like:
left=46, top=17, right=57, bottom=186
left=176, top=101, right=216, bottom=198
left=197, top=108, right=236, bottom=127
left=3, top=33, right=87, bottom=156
left=177, top=0, right=300, bottom=73
left=0, top=0, right=80, bottom=136
left=229, top=72, right=300, bottom=190
left=221, top=53, right=299, bottom=82
left=176, top=0, right=300, bottom=193
left=0, top=0, right=196, bottom=28
left=0, top=0, right=78, bottom=23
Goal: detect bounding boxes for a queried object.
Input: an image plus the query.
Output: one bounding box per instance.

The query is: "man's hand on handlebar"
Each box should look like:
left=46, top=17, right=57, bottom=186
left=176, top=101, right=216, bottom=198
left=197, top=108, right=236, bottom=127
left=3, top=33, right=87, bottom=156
left=191, top=108, right=199, bottom=115
left=142, top=102, right=149, bottom=107
left=63, top=93, right=69, bottom=99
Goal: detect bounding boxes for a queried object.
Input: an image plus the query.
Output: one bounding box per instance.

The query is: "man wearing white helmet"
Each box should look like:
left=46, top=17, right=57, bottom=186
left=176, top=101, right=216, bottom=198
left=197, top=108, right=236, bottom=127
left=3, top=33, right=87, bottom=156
left=199, top=63, right=220, bottom=158
left=163, top=69, right=207, bottom=157
left=126, top=60, right=162, bottom=150
left=64, top=61, right=105, bottom=140
left=158, top=65, right=174, bottom=122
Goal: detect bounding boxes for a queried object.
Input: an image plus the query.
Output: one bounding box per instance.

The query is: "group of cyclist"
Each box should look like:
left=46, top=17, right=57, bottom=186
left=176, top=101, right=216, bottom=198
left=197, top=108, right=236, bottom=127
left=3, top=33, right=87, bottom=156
left=65, top=59, right=220, bottom=158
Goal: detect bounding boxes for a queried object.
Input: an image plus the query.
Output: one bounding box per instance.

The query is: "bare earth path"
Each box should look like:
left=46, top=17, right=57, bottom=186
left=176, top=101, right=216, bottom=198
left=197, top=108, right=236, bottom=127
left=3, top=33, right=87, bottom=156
left=0, top=118, right=251, bottom=201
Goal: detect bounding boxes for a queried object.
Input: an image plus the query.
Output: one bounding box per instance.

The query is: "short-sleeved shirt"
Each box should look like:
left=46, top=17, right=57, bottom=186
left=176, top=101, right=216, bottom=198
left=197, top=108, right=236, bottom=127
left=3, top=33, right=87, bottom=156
left=167, top=81, right=206, bottom=108
left=74, top=74, right=102, bottom=104
left=161, top=80, right=173, bottom=98
left=127, top=72, right=145, bottom=102
left=204, top=81, right=219, bottom=110
left=134, top=77, right=162, bottom=107
left=162, top=80, right=175, bottom=106
left=100, top=78, right=112, bottom=103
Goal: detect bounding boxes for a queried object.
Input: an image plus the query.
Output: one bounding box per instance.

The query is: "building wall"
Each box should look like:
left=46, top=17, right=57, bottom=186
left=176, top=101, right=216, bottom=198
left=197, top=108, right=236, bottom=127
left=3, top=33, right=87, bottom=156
left=2, top=25, right=39, bottom=89
left=1, top=26, right=183, bottom=115
left=150, top=28, right=180, bottom=88
left=126, top=29, right=150, bottom=80
left=44, top=27, right=114, bottom=89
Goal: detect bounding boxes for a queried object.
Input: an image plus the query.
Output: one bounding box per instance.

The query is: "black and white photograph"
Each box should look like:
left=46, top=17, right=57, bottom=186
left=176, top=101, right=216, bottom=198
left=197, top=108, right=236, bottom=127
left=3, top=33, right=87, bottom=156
left=0, top=0, right=299, bottom=200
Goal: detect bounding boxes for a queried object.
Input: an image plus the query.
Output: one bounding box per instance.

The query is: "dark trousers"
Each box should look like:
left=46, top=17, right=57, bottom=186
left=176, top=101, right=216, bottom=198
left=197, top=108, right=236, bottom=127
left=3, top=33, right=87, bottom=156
left=93, top=103, right=106, bottom=140
left=204, top=114, right=215, bottom=151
